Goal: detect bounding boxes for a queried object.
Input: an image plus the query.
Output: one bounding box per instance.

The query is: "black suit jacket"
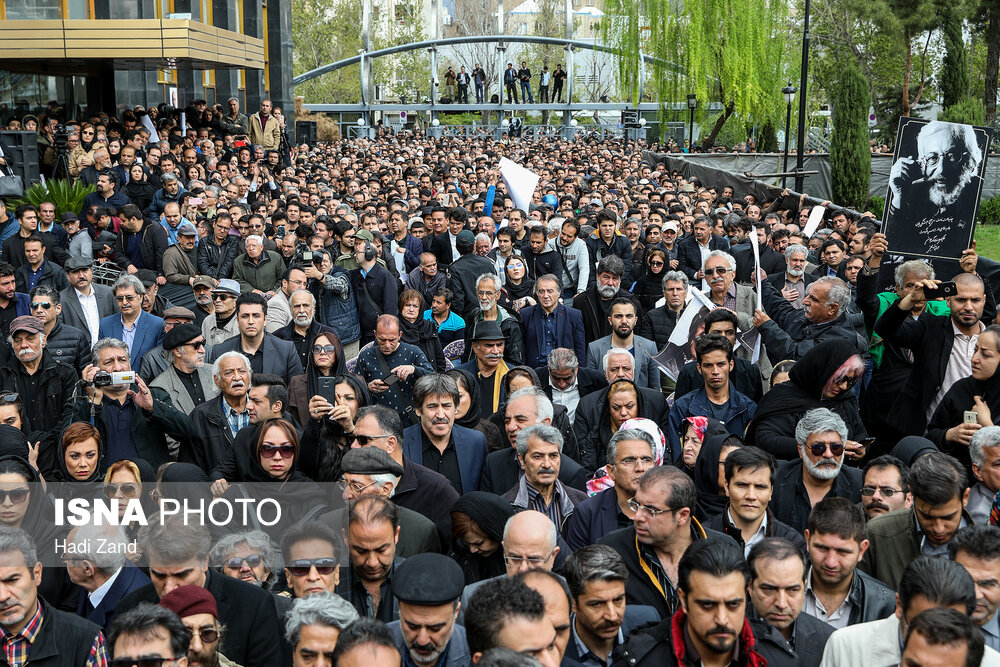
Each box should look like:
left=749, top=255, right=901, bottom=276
left=207, top=332, right=304, bottom=383
left=478, top=447, right=589, bottom=494
left=750, top=610, right=834, bottom=667
left=735, top=245, right=786, bottom=283
left=116, top=568, right=284, bottom=667
left=58, top=284, right=117, bottom=338
left=536, top=366, right=609, bottom=402
left=76, top=564, right=150, bottom=635
left=430, top=231, right=456, bottom=267
left=676, top=235, right=725, bottom=281
left=565, top=487, right=622, bottom=551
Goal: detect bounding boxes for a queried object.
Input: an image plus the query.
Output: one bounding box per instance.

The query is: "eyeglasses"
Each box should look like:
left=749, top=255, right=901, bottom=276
left=260, top=444, right=295, bottom=459
left=189, top=628, right=220, bottom=644
left=111, top=658, right=185, bottom=667
left=338, top=477, right=379, bottom=494
left=29, top=302, right=52, bottom=310
left=861, top=486, right=903, bottom=498
left=286, top=558, right=338, bottom=577
left=476, top=290, right=497, bottom=297
left=352, top=433, right=391, bottom=446
left=0, top=393, right=19, bottom=405
left=212, top=294, right=234, bottom=301
left=0, top=487, right=29, bottom=505
left=807, top=442, right=845, bottom=457
left=104, top=483, right=139, bottom=498
left=616, top=456, right=654, bottom=468
left=627, top=498, right=675, bottom=517
left=312, top=344, right=337, bottom=355
left=503, top=548, right=556, bottom=567
left=703, top=267, right=729, bottom=277
left=507, top=262, right=524, bottom=270
left=918, top=151, right=967, bottom=169
left=225, top=554, right=264, bottom=569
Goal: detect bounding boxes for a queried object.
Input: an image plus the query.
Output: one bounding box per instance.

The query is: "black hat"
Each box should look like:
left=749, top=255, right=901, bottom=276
left=393, top=553, right=464, bottom=605
left=136, top=269, right=158, bottom=288
left=340, top=447, right=404, bottom=477
left=471, top=320, right=505, bottom=342
left=64, top=256, right=93, bottom=271
left=163, top=323, right=203, bottom=351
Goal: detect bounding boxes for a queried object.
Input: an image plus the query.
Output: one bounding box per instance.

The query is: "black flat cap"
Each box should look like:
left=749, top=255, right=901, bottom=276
left=393, top=553, right=464, bottom=605
left=163, top=323, right=202, bottom=350
left=340, top=447, right=404, bottom=477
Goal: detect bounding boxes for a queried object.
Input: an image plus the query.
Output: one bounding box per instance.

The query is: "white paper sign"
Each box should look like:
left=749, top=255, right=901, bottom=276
left=139, top=113, right=158, bottom=140
left=802, top=205, right=826, bottom=239
left=180, top=111, right=187, bottom=136
left=748, top=231, right=763, bottom=310
left=499, top=157, right=539, bottom=213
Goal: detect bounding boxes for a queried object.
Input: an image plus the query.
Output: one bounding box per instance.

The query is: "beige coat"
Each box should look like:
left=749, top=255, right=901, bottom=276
left=249, top=112, right=281, bottom=150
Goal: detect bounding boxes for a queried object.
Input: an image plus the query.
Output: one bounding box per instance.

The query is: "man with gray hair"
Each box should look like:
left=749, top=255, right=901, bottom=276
left=766, top=243, right=816, bottom=310
left=76, top=336, right=192, bottom=468
left=211, top=529, right=280, bottom=589
left=968, top=426, right=1000, bottom=524
left=563, top=545, right=661, bottom=665
left=771, top=408, right=863, bottom=533
left=519, top=273, right=586, bottom=367
left=756, top=273, right=866, bottom=361
left=98, top=272, right=165, bottom=367
left=285, top=592, right=360, bottom=666
left=272, top=288, right=342, bottom=372
left=572, top=255, right=640, bottom=343
left=636, top=270, right=688, bottom=353
left=539, top=348, right=608, bottom=423
left=232, top=234, right=283, bottom=298
left=462, top=273, right=526, bottom=366
left=65, top=524, right=151, bottom=635
left=189, top=350, right=252, bottom=471
left=503, top=424, right=588, bottom=528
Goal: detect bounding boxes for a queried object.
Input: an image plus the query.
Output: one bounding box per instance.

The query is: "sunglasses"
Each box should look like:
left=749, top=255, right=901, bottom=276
left=187, top=340, right=206, bottom=349
left=649, top=261, right=664, bottom=267
left=703, top=267, right=729, bottom=276
left=104, top=483, right=139, bottom=498
left=260, top=444, right=295, bottom=459
left=312, top=344, right=337, bottom=355
left=0, top=489, right=29, bottom=504
left=352, top=433, right=391, bottom=446
left=807, top=442, right=845, bottom=457
left=225, top=554, right=263, bottom=569
left=286, top=558, right=337, bottom=577
left=29, top=302, right=52, bottom=310
left=0, top=393, right=19, bottom=404
left=189, top=628, right=220, bottom=644
left=212, top=294, right=234, bottom=301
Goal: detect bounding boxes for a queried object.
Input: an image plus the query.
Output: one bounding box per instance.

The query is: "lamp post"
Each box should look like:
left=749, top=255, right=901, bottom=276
left=687, top=94, right=697, bottom=153
left=794, top=0, right=812, bottom=192
left=781, top=82, right=797, bottom=188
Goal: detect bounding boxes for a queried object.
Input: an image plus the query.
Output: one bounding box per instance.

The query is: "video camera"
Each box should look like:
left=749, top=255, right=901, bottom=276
left=93, top=371, right=136, bottom=388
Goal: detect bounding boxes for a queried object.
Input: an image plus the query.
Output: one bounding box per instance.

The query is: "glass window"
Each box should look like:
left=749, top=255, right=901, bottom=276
left=67, top=0, right=90, bottom=19
left=5, top=0, right=61, bottom=19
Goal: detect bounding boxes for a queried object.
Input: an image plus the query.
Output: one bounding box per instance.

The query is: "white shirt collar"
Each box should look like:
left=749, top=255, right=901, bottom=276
left=89, top=566, right=122, bottom=609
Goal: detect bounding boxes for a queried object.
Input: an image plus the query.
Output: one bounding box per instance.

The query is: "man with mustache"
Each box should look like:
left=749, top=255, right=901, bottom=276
left=272, top=289, right=342, bottom=373
left=747, top=538, right=834, bottom=667
left=861, top=451, right=974, bottom=589
left=336, top=495, right=403, bottom=623
left=572, top=255, right=640, bottom=343
left=612, top=537, right=789, bottom=666
left=766, top=243, right=816, bottom=310
left=159, top=585, right=238, bottom=667
left=150, top=323, right=218, bottom=418
left=387, top=553, right=471, bottom=667
left=562, top=545, right=659, bottom=665
left=860, top=455, right=911, bottom=519
left=456, top=320, right=511, bottom=420
left=502, top=424, right=587, bottom=529
left=586, top=298, right=659, bottom=391
left=189, top=351, right=252, bottom=472
left=770, top=408, right=863, bottom=534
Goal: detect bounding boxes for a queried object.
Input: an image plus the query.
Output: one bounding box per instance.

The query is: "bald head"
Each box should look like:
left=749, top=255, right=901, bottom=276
left=502, top=511, right=559, bottom=575
left=954, top=272, right=985, bottom=292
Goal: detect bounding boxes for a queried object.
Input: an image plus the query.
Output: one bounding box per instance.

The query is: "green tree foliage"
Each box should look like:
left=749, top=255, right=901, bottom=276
left=15, top=180, right=94, bottom=219
left=292, top=0, right=363, bottom=102
left=602, top=0, right=793, bottom=148
left=939, top=97, right=987, bottom=124
left=970, top=0, right=1000, bottom=121
left=941, top=5, right=970, bottom=108
left=758, top=121, right=779, bottom=152
left=830, top=64, right=871, bottom=210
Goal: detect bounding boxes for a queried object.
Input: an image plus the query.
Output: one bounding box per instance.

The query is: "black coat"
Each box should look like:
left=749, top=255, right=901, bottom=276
left=874, top=300, right=975, bottom=438
left=536, top=366, right=609, bottom=403
left=572, top=287, right=642, bottom=343
left=673, top=357, right=764, bottom=403
left=706, top=506, right=807, bottom=553
left=197, top=235, right=241, bottom=280
left=187, top=394, right=237, bottom=473
left=43, top=321, right=90, bottom=373
left=926, top=372, right=1000, bottom=471
left=735, top=244, right=787, bottom=283
left=574, top=385, right=670, bottom=473
left=636, top=303, right=680, bottom=351
left=352, top=263, right=399, bottom=335
left=565, top=487, right=625, bottom=551
left=676, top=234, right=725, bottom=281
left=524, top=249, right=561, bottom=281
left=400, top=316, right=446, bottom=372
left=771, top=459, right=863, bottom=533
left=393, top=457, right=461, bottom=549
left=749, top=612, right=834, bottom=667
left=478, top=447, right=589, bottom=494
left=14, top=260, right=69, bottom=293
left=113, top=218, right=168, bottom=274
left=7, top=598, right=105, bottom=667
left=586, top=234, right=633, bottom=285
left=116, top=568, right=285, bottom=667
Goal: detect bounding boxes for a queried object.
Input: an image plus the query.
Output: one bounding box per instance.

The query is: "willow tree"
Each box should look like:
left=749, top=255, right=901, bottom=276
left=602, top=0, right=792, bottom=147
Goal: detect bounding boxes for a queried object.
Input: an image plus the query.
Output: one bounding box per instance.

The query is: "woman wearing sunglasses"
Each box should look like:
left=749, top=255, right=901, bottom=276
left=746, top=339, right=870, bottom=462
left=102, top=459, right=146, bottom=563
left=630, top=247, right=669, bottom=312
left=501, top=253, right=535, bottom=312
left=295, top=370, right=371, bottom=482
left=289, top=331, right=347, bottom=426
left=210, top=530, right=279, bottom=590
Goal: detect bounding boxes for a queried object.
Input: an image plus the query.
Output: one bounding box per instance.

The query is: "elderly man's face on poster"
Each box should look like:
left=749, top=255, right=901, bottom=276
left=916, top=122, right=982, bottom=208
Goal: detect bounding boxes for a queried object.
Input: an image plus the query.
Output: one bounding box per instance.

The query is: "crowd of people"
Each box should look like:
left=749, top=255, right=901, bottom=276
left=0, top=98, right=994, bottom=667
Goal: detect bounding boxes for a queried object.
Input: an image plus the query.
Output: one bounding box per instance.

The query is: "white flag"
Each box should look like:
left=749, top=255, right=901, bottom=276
left=499, top=157, right=539, bottom=213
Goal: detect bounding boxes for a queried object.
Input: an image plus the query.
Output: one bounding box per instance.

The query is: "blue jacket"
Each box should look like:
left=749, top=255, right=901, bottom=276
left=146, top=184, right=188, bottom=218
left=80, top=190, right=132, bottom=219
left=402, top=423, right=488, bottom=494
left=565, top=486, right=623, bottom=552
left=519, top=303, right=587, bottom=367
left=97, top=311, right=165, bottom=368
left=316, top=265, right=360, bottom=345
left=78, top=563, right=151, bottom=635
left=667, top=383, right=757, bottom=459
left=0, top=217, right=19, bottom=247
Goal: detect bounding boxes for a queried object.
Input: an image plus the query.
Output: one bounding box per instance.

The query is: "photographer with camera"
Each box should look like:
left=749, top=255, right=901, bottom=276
left=75, top=336, right=193, bottom=468
left=302, top=247, right=361, bottom=360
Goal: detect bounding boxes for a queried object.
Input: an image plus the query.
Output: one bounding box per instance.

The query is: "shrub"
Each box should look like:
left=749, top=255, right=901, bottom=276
left=13, top=179, right=94, bottom=219
left=938, top=98, right=986, bottom=127
left=978, top=196, right=1000, bottom=226
left=830, top=63, right=871, bottom=211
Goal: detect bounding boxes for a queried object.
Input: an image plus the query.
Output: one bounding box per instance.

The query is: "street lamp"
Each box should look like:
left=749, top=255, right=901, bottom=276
left=781, top=82, right=797, bottom=188
left=687, top=94, right=697, bottom=153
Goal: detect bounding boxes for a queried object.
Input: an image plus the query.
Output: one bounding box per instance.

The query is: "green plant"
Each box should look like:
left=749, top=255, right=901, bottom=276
left=14, top=179, right=95, bottom=219
left=938, top=98, right=987, bottom=126
left=830, top=64, right=872, bottom=211
left=758, top=121, right=779, bottom=152
left=867, top=195, right=886, bottom=219
left=979, top=195, right=1000, bottom=225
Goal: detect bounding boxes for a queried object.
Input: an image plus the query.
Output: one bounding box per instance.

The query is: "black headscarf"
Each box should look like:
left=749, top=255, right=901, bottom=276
left=503, top=255, right=535, bottom=301
left=632, top=251, right=668, bottom=311
left=692, top=430, right=736, bottom=522
left=0, top=425, right=29, bottom=461
left=450, top=368, right=485, bottom=430
left=304, top=334, right=348, bottom=401
left=891, top=436, right=939, bottom=467
left=449, top=492, right=517, bottom=585
left=786, top=339, right=862, bottom=402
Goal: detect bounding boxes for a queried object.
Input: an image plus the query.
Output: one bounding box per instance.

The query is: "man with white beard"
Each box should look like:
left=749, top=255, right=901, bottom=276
left=769, top=408, right=863, bottom=533
left=766, top=243, right=816, bottom=310
left=273, top=289, right=343, bottom=372
left=888, top=120, right=984, bottom=224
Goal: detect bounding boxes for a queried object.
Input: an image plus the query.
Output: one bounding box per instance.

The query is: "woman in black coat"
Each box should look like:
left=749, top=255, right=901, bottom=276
left=745, top=339, right=868, bottom=461
left=927, top=324, right=1000, bottom=471
left=448, top=369, right=505, bottom=452
left=631, top=247, right=669, bottom=312
left=123, top=164, right=155, bottom=213
left=399, top=289, right=446, bottom=372
left=448, top=492, right=516, bottom=585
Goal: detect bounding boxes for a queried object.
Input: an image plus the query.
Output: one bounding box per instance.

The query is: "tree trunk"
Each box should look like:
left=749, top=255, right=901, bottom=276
left=902, top=33, right=913, bottom=117
left=701, top=101, right=735, bottom=149
left=986, top=0, right=1000, bottom=122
